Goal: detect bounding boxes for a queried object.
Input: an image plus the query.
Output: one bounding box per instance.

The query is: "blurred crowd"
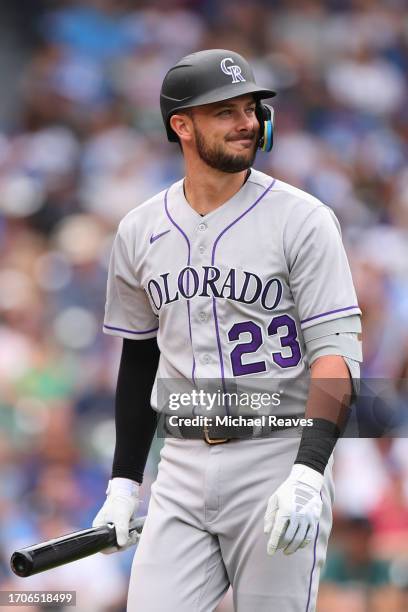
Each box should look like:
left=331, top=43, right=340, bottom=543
left=0, top=0, right=407, bottom=610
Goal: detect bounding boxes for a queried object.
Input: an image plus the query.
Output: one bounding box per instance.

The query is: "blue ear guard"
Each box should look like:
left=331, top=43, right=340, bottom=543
left=256, top=103, right=274, bottom=152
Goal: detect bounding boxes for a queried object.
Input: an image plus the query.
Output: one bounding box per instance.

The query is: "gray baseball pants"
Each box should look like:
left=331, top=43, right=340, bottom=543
left=127, top=436, right=334, bottom=612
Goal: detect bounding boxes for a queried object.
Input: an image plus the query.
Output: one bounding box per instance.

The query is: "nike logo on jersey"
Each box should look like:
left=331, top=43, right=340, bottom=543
left=150, top=230, right=171, bottom=244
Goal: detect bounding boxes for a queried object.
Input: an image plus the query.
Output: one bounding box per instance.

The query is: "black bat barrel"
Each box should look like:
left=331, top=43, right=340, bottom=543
left=10, top=518, right=145, bottom=577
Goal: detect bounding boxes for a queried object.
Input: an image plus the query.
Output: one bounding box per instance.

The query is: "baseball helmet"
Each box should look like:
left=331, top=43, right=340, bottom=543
left=160, top=49, right=276, bottom=152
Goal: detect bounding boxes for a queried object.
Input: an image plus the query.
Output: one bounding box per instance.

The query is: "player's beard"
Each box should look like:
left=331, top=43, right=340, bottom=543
left=193, top=124, right=258, bottom=173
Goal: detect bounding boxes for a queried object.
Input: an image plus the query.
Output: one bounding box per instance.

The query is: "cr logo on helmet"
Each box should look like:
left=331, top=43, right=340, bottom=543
left=220, top=57, right=246, bottom=84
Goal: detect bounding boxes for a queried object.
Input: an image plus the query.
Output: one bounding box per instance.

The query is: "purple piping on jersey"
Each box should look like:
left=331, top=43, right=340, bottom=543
left=305, top=522, right=320, bottom=612
left=211, top=178, right=276, bottom=389
left=164, top=188, right=196, bottom=385
left=301, top=305, right=360, bottom=325
left=103, top=323, right=159, bottom=335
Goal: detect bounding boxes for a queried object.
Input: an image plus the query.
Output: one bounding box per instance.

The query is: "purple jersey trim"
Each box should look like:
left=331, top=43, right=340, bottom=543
left=211, top=178, right=276, bottom=387
left=305, top=522, right=320, bottom=612
left=164, top=188, right=196, bottom=385
left=301, top=305, right=360, bottom=325
left=103, top=323, right=158, bottom=335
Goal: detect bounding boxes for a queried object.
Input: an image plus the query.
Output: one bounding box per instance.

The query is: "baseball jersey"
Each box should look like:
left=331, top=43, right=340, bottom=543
left=103, top=169, right=361, bottom=416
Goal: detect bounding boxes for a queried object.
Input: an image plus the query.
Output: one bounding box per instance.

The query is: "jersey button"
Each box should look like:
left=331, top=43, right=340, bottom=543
left=198, top=311, right=207, bottom=322
left=201, top=354, right=211, bottom=364
left=199, top=245, right=206, bottom=254
left=198, top=222, right=207, bottom=232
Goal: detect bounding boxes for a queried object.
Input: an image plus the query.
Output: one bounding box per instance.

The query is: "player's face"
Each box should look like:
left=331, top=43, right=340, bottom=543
left=189, top=95, right=259, bottom=173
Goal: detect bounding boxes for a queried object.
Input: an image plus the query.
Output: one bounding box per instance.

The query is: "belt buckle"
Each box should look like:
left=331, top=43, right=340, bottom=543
left=203, top=425, right=229, bottom=445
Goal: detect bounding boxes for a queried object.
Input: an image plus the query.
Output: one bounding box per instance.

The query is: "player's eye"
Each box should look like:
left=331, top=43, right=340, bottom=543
left=217, top=109, right=232, bottom=117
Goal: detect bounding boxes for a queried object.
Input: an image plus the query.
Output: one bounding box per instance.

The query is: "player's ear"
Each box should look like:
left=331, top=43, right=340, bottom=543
left=170, top=112, right=193, bottom=144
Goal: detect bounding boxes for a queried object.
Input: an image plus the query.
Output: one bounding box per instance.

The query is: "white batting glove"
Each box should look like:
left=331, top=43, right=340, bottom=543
left=264, top=464, right=323, bottom=556
left=92, top=477, right=140, bottom=554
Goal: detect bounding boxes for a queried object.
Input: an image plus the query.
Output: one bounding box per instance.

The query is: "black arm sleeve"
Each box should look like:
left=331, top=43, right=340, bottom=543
left=294, top=418, right=342, bottom=475
left=111, top=337, right=160, bottom=484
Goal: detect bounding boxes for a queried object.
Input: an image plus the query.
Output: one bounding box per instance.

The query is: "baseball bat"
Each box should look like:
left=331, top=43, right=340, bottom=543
left=10, top=516, right=146, bottom=578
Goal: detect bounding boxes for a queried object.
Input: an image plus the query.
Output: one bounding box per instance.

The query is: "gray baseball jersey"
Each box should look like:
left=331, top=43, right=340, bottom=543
left=104, top=168, right=361, bottom=413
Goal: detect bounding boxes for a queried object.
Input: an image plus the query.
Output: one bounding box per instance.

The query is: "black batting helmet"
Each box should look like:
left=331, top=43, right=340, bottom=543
left=160, top=49, right=276, bottom=148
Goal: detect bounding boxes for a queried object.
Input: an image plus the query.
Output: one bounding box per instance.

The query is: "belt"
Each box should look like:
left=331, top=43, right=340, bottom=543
left=181, top=422, right=250, bottom=444
left=203, top=424, right=229, bottom=445
left=163, top=416, right=295, bottom=444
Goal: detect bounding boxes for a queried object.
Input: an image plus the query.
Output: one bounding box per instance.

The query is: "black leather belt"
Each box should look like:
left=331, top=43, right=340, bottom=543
left=163, top=416, right=294, bottom=444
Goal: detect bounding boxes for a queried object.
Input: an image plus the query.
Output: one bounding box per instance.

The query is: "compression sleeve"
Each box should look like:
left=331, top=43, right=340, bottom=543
left=111, top=337, right=160, bottom=483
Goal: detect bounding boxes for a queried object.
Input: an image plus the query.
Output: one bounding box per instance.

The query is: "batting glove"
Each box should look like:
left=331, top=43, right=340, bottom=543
left=264, top=464, right=323, bottom=556
left=92, top=477, right=140, bottom=554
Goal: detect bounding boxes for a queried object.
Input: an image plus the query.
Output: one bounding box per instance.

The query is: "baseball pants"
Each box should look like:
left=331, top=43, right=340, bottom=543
left=127, top=436, right=334, bottom=612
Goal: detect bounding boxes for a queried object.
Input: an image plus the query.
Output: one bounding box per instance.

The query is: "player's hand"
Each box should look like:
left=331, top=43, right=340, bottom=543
left=264, top=464, right=323, bottom=556
left=92, top=477, right=140, bottom=554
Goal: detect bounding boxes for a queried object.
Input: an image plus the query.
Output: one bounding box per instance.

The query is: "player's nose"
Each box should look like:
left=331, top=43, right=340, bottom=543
left=235, top=109, right=258, bottom=134
left=237, top=110, right=253, bottom=129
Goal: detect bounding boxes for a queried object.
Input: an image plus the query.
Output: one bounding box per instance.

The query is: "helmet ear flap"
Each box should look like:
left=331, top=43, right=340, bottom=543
left=256, top=103, right=274, bottom=152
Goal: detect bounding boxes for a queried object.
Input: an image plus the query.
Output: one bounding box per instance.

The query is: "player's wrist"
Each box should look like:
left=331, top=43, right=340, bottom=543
left=107, top=477, right=140, bottom=497
left=294, top=417, right=340, bottom=475
left=290, top=463, right=324, bottom=492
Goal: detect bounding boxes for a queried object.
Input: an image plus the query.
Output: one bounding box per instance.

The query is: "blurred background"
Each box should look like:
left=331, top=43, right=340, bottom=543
left=0, top=0, right=407, bottom=610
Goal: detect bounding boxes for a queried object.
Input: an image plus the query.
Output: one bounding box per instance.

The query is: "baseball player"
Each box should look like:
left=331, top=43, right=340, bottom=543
left=92, top=49, right=362, bottom=611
